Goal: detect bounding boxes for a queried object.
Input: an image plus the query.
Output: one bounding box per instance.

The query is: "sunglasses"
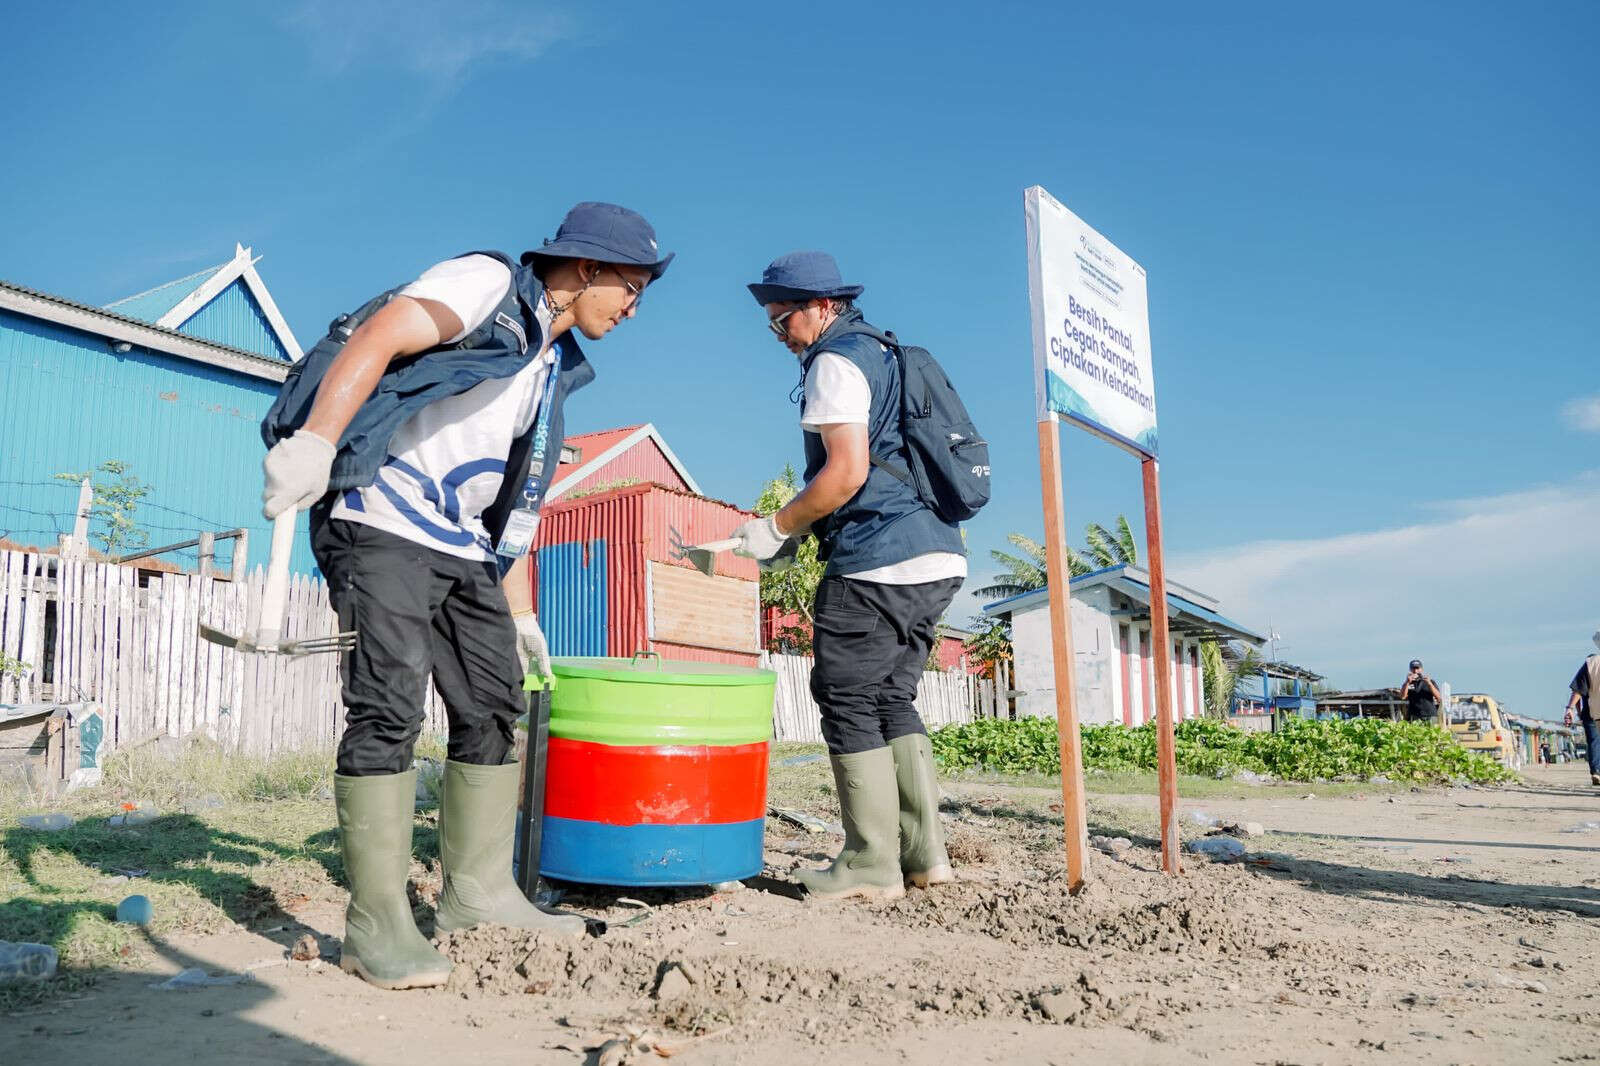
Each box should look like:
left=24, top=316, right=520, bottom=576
left=767, top=306, right=803, bottom=338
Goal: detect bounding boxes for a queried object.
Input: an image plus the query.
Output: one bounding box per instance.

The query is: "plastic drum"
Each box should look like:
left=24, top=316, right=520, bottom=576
left=536, top=654, right=775, bottom=887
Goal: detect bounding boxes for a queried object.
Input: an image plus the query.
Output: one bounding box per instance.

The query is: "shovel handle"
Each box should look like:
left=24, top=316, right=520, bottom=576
left=254, top=510, right=297, bottom=649
left=694, top=538, right=741, bottom=554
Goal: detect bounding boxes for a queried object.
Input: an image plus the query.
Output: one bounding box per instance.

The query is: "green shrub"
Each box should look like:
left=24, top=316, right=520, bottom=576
left=930, top=715, right=1515, bottom=784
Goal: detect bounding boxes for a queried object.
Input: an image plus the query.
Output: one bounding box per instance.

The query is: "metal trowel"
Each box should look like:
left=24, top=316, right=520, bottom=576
left=198, top=510, right=356, bottom=656
left=680, top=538, right=739, bottom=577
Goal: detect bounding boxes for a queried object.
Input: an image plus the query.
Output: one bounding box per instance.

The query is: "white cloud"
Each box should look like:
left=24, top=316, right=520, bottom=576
left=1561, top=395, right=1600, bottom=433
left=284, top=1, right=573, bottom=81
left=1170, top=474, right=1600, bottom=717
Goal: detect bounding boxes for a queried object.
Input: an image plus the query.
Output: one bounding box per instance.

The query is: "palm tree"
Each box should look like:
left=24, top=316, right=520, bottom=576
left=1083, top=515, right=1139, bottom=569
left=971, top=530, right=1098, bottom=601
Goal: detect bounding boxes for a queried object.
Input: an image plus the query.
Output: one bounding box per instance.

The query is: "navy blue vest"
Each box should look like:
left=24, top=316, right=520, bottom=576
left=261, top=251, right=593, bottom=570
left=801, top=312, right=965, bottom=576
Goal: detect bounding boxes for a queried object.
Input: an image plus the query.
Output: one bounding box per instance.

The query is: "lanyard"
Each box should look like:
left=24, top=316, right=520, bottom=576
left=494, top=348, right=561, bottom=560
left=521, top=348, right=563, bottom=511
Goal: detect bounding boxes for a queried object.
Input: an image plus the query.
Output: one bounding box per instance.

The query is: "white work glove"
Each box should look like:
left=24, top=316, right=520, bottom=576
left=261, top=431, right=336, bottom=519
left=731, top=515, right=789, bottom=562
left=760, top=536, right=801, bottom=574
left=514, top=612, right=552, bottom=679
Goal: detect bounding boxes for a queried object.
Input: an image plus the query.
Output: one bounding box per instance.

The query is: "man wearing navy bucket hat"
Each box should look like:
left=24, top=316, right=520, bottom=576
left=259, top=203, right=671, bottom=988
left=733, top=251, right=971, bottom=901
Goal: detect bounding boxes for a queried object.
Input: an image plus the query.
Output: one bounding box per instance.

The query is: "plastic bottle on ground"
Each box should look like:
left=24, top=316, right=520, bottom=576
left=0, top=941, right=59, bottom=983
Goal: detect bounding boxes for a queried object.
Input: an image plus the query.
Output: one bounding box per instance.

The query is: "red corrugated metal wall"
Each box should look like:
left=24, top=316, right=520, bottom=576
left=534, top=483, right=759, bottom=667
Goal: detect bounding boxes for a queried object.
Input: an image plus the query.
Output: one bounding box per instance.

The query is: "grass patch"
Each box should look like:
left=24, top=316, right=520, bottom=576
left=0, top=742, right=369, bottom=1002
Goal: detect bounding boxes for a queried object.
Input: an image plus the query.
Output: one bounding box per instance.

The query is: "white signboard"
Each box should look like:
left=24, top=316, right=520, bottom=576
left=1024, top=185, right=1158, bottom=457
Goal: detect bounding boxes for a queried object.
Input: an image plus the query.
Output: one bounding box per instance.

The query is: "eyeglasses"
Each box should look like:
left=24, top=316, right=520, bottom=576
left=767, top=306, right=802, bottom=339
left=605, top=265, right=645, bottom=309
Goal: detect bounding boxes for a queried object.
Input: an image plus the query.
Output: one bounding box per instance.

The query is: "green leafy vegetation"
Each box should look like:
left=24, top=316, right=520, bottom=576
left=930, top=715, right=1516, bottom=784
left=52, top=459, right=152, bottom=556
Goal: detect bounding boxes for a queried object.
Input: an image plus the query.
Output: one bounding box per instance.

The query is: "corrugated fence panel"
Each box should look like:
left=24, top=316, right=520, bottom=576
left=0, top=309, right=313, bottom=574
left=537, top=539, right=608, bottom=656
left=175, top=280, right=290, bottom=362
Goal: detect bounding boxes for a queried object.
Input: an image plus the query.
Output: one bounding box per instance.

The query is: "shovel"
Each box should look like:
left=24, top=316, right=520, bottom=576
left=679, top=538, right=739, bottom=577
left=198, top=510, right=356, bottom=656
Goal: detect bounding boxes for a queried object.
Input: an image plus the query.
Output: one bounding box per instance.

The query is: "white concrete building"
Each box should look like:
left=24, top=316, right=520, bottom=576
left=982, top=565, right=1263, bottom=725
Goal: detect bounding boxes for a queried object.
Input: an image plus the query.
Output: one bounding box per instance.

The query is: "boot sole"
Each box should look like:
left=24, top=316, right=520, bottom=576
left=906, top=864, right=955, bottom=889
left=800, top=881, right=907, bottom=902
left=339, top=953, right=451, bottom=990
left=434, top=911, right=588, bottom=940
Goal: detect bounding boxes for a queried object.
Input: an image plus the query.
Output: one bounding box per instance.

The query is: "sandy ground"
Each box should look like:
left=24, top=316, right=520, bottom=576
left=4, top=763, right=1597, bottom=1065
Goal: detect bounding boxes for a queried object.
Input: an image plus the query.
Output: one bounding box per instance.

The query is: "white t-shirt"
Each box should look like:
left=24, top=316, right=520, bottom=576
left=801, top=350, right=967, bottom=585
left=330, top=254, right=557, bottom=562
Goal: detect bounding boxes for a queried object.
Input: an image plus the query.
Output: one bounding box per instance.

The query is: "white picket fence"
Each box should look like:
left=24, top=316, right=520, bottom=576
left=0, top=549, right=448, bottom=756
left=760, top=651, right=1007, bottom=743
left=0, top=546, right=1006, bottom=758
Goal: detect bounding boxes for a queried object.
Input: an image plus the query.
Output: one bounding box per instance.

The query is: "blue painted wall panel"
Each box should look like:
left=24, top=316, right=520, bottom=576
left=0, top=308, right=316, bottom=574
left=537, top=540, right=607, bottom=656
left=176, top=280, right=290, bottom=362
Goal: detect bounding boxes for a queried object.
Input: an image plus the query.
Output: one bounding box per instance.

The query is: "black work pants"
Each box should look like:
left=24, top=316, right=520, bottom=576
left=312, top=518, right=524, bottom=776
left=809, top=574, right=962, bottom=755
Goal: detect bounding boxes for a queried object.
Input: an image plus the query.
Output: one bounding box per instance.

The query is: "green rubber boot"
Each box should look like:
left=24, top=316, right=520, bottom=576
left=434, top=760, right=586, bottom=939
left=796, top=747, right=907, bottom=901
left=334, top=771, right=453, bottom=990
left=890, top=733, right=954, bottom=888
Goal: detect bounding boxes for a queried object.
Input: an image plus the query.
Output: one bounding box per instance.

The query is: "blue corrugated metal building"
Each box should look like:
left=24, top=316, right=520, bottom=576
left=0, top=244, right=317, bottom=573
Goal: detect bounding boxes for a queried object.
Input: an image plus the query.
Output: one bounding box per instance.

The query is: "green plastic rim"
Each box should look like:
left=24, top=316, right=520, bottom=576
left=546, top=656, right=777, bottom=687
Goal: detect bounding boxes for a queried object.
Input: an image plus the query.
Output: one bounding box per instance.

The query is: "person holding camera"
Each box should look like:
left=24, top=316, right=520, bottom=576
left=1400, top=659, right=1443, bottom=723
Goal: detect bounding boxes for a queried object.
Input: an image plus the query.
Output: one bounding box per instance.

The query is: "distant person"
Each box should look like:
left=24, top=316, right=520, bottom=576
left=1400, top=659, right=1443, bottom=723
left=731, top=251, right=980, bottom=901
left=1563, top=632, right=1600, bottom=786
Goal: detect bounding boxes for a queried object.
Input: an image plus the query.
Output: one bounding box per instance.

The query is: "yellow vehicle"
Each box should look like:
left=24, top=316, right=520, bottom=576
left=1443, top=694, right=1516, bottom=765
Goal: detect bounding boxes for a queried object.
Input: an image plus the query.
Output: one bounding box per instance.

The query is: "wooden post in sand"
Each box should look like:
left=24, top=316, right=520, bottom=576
left=1038, top=415, right=1090, bottom=888
left=1141, top=457, right=1180, bottom=874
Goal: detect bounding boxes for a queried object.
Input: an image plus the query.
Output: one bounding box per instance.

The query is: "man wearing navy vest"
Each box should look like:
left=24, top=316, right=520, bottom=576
left=259, top=203, right=671, bottom=988
left=734, top=252, right=965, bottom=901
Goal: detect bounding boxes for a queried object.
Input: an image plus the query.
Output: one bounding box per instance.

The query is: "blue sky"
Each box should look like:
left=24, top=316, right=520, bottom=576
left=1, top=1, right=1595, bottom=717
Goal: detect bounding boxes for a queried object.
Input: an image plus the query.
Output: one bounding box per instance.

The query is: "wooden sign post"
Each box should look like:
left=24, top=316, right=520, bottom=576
left=1038, top=415, right=1089, bottom=887
left=1025, top=185, right=1180, bottom=880
left=1141, top=457, right=1180, bottom=873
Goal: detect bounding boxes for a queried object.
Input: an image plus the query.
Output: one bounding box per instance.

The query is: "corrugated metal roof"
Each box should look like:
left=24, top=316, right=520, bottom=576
left=983, top=564, right=1263, bottom=643
left=103, top=263, right=223, bottom=324
left=0, top=278, right=289, bottom=381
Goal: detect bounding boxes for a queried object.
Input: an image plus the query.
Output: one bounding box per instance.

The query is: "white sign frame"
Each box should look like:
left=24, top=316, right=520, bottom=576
left=1024, top=185, right=1159, bottom=457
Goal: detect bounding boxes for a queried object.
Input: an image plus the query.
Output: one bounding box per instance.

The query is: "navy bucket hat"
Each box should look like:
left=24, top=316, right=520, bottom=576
left=747, top=250, right=864, bottom=306
left=523, top=201, right=674, bottom=280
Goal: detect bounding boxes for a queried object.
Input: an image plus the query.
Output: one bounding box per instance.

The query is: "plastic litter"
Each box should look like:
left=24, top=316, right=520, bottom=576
left=0, top=941, right=58, bottom=984
left=777, top=754, right=825, bottom=768
left=18, top=813, right=74, bottom=831
left=1187, top=810, right=1219, bottom=828
left=151, top=967, right=251, bottom=991
left=1233, top=770, right=1272, bottom=785
left=1187, top=837, right=1246, bottom=862
left=108, top=809, right=159, bottom=828
left=1559, top=821, right=1600, bottom=834
left=116, top=894, right=155, bottom=926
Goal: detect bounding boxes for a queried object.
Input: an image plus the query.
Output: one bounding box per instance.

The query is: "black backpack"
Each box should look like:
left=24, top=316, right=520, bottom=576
left=854, top=325, right=991, bottom=523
